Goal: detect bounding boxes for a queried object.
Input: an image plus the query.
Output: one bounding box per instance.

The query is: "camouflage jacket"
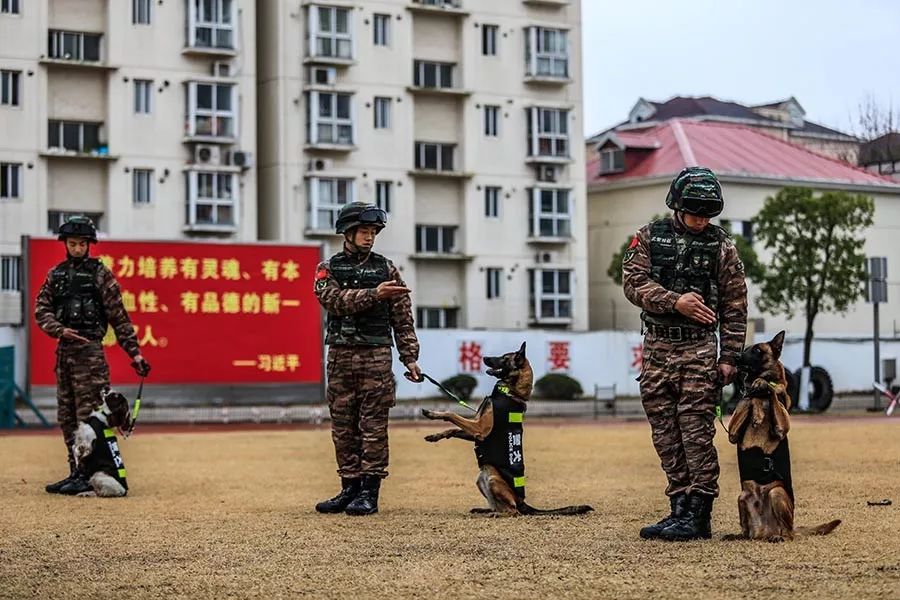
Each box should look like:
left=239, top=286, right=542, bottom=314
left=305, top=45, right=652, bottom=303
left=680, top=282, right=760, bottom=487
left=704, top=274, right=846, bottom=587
left=34, top=258, right=141, bottom=358
left=622, top=219, right=748, bottom=364
left=314, top=249, right=419, bottom=365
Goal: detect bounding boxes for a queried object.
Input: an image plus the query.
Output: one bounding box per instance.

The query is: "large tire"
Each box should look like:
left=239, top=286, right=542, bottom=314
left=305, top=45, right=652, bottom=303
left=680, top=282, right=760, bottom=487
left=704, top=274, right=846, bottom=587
left=793, top=366, right=834, bottom=413
left=786, top=369, right=800, bottom=412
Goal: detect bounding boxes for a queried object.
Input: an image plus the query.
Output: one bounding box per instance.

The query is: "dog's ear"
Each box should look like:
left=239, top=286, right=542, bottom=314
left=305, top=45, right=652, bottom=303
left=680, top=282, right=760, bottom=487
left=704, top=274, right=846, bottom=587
left=515, top=342, right=527, bottom=366
left=769, top=330, right=785, bottom=359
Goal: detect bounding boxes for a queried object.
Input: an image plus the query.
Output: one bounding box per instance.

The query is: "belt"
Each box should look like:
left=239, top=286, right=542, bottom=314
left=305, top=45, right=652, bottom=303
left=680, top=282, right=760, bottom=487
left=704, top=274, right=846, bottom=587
left=643, top=324, right=712, bottom=341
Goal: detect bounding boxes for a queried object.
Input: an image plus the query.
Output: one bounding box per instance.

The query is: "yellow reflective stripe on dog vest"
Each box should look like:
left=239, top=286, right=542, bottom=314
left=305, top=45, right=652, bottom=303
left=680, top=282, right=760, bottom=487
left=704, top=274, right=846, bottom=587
left=513, top=476, right=526, bottom=488
left=497, top=384, right=510, bottom=394
left=103, top=428, right=116, bottom=438
left=508, top=412, right=523, bottom=423
left=118, top=468, right=127, bottom=479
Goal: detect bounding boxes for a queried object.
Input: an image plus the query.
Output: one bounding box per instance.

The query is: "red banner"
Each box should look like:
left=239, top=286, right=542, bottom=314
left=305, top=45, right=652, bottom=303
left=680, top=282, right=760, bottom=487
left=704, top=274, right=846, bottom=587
left=27, top=238, right=323, bottom=385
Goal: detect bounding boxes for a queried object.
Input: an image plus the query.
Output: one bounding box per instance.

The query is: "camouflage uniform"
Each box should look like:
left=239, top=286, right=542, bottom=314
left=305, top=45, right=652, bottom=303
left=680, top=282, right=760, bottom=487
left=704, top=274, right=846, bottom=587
left=35, top=258, right=141, bottom=472
left=314, top=249, right=419, bottom=479
left=623, top=217, right=747, bottom=498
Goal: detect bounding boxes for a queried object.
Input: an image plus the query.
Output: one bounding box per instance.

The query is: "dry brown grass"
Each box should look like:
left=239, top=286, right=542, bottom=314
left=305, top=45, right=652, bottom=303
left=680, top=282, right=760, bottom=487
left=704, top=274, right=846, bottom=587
left=1, top=417, right=899, bottom=599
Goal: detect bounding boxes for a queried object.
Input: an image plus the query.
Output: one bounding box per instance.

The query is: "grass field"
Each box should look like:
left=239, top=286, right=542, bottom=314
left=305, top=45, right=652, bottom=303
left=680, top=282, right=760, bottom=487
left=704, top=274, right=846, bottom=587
left=1, top=417, right=899, bottom=599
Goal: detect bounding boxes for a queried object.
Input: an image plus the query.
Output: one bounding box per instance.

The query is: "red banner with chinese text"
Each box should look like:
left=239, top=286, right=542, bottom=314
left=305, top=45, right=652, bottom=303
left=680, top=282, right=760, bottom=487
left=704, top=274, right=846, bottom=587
left=27, top=238, right=323, bottom=385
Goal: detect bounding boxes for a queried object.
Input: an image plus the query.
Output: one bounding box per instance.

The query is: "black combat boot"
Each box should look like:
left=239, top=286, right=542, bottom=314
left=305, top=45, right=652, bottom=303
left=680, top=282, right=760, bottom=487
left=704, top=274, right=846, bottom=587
left=659, top=494, right=714, bottom=541
left=344, top=475, right=381, bottom=516
left=315, top=478, right=361, bottom=513
left=59, top=470, right=93, bottom=496
left=639, top=493, right=688, bottom=539
left=45, top=466, right=78, bottom=494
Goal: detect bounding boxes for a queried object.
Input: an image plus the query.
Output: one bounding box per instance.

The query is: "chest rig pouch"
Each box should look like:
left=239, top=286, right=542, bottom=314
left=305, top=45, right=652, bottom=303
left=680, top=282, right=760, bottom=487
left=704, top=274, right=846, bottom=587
left=50, top=258, right=106, bottom=334
left=326, top=252, right=393, bottom=346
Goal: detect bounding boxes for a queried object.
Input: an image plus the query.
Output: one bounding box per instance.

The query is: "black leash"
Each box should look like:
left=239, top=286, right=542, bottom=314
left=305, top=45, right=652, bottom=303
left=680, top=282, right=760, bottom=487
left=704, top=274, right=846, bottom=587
left=411, top=372, right=478, bottom=413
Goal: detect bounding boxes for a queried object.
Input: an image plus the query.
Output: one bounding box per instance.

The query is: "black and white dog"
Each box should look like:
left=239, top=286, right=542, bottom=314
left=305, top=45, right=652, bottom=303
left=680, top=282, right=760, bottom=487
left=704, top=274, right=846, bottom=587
left=71, top=388, right=134, bottom=497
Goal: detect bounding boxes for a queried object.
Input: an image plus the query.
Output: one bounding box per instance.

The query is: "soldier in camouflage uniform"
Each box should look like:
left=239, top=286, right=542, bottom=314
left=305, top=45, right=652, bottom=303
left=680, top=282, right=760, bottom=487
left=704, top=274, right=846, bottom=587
left=314, top=202, right=420, bottom=516
left=623, top=167, right=747, bottom=541
left=35, top=216, right=151, bottom=495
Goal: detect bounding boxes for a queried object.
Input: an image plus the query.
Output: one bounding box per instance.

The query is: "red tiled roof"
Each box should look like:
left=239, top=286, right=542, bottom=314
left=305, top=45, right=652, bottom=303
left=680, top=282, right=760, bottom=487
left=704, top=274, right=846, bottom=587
left=588, top=119, right=897, bottom=189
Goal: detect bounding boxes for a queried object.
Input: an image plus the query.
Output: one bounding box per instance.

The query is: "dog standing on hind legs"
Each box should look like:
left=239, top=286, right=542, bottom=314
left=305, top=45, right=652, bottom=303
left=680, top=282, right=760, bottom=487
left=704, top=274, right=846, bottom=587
left=421, top=342, right=593, bottom=516
left=725, top=330, right=841, bottom=541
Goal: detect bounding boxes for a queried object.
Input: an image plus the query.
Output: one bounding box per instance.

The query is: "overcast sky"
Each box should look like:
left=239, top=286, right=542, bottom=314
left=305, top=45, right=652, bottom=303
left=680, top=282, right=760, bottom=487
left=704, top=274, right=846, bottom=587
left=581, top=0, right=900, bottom=136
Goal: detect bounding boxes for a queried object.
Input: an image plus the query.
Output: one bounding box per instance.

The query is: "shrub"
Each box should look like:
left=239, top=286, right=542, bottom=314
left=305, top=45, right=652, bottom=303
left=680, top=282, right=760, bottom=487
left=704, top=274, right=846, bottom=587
left=534, top=373, right=583, bottom=400
left=440, top=374, right=478, bottom=401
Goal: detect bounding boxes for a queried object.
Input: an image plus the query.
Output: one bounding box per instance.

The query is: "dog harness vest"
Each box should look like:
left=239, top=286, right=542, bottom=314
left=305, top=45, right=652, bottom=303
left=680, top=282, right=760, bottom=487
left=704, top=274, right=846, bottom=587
left=738, top=438, right=792, bottom=502
left=84, top=416, right=129, bottom=491
left=474, top=384, right=526, bottom=499
left=643, top=217, right=725, bottom=329
left=325, top=251, right=393, bottom=346
left=49, top=257, right=107, bottom=338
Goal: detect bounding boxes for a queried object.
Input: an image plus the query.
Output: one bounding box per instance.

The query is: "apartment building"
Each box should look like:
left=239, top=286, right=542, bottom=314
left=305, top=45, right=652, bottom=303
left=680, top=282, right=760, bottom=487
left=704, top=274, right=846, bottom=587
left=0, top=0, right=257, bottom=325
left=257, top=0, right=588, bottom=331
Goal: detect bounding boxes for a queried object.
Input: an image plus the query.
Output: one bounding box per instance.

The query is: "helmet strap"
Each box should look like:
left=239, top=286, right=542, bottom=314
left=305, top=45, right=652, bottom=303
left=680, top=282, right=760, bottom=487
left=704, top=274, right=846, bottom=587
left=343, top=230, right=369, bottom=255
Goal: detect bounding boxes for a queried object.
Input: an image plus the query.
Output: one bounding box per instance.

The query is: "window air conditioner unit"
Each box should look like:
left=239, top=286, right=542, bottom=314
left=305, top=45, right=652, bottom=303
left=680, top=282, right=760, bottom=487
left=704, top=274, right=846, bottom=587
left=194, top=144, right=221, bottom=165
left=307, top=66, right=337, bottom=85
left=212, top=61, right=233, bottom=78
left=307, top=158, right=333, bottom=171
left=535, top=252, right=554, bottom=263
left=536, top=164, right=559, bottom=183
left=228, top=150, right=253, bottom=169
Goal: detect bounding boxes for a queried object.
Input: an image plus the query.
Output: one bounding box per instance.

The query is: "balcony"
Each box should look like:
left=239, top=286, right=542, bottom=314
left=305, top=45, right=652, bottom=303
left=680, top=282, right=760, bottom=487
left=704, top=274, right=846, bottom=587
left=408, top=0, right=469, bottom=17
left=44, top=121, right=118, bottom=161
left=523, top=0, right=570, bottom=6
left=526, top=235, right=572, bottom=245
left=524, top=74, right=572, bottom=86
left=409, top=252, right=472, bottom=261
left=185, top=1, right=237, bottom=57
left=43, top=30, right=117, bottom=70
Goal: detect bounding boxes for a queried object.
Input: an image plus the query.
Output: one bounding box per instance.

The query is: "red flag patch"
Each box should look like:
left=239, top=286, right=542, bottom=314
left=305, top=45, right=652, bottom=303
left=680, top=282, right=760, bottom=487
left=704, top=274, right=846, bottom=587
left=315, top=268, right=329, bottom=280
left=628, top=236, right=639, bottom=249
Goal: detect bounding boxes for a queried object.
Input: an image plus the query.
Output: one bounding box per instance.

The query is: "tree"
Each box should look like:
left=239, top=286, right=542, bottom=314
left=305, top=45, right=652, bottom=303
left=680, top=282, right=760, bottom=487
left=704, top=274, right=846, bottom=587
left=753, top=187, right=874, bottom=367
left=606, top=215, right=764, bottom=286
left=846, top=94, right=900, bottom=166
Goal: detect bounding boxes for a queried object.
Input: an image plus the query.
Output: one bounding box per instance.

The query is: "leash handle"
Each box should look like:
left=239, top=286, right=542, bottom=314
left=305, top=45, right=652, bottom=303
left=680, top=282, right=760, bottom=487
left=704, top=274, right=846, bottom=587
left=412, top=372, right=478, bottom=413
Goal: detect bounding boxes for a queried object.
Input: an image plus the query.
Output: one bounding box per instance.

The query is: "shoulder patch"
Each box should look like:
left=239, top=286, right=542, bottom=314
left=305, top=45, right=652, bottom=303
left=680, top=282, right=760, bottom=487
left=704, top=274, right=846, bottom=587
left=628, top=236, right=639, bottom=250
left=315, top=268, right=329, bottom=281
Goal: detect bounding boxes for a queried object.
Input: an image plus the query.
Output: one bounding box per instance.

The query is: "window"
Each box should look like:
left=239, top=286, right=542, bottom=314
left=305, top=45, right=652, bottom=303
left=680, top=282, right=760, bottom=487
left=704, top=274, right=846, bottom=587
left=307, top=177, right=354, bottom=230
left=526, top=27, right=569, bottom=78
left=187, top=82, right=236, bottom=138
left=484, top=186, right=500, bottom=218
left=1, top=70, right=20, bottom=106
left=134, top=79, right=153, bottom=114
left=1, top=163, right=22, bottom=200
left=1, top=0, right=20, bottom=15
left=415, top=142, right=455, bottom=171
left=482, top=24, right=498, bottom=56
left=598, top=148, right=624, bottom=174
left=484, top=105, right=500, bottom=137
left=530, top=269, right=573, bottom=320
left=416, top=307, right=458, bottom=329
left=374, top=96, right=391, bottom=129
left=528, top=107, right=569, bottom=158
left=188, top=0, right=235, bottom=49
left=416, top=225, right=456, bottom=253
left=48, top=211, right=103, bottom=234
left=373, top=13, right=390, bottom=46
left=723, top=219, right=753, bottom=244
left=48, top=121, right=102, bottom=153
left=486, top=268, right=502, bottom=299
left=1, top=256, right=20, bottom=292
left=307, top=91, right=353, bottom=145
left=48, top=30, right=102, bottom=62
left=375, top=180, right=392, bottom=214
left=413, top=61, right=454, bottom=89
left=187, top=171, right=237, bottom=227
left=133, top=0, right=151, bottom=24
left=308, top=5, right=353, bottom=60
left=530, top=188, right=572, bottom=238
left=133, top=169, right=153, bottom=205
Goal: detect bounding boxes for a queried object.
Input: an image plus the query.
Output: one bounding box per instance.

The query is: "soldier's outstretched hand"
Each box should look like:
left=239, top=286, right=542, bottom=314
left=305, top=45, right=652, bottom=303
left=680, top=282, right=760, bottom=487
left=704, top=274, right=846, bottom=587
left=375, top=281, right=411, bottom=300
left=60, top=328, right=90, bottom=343
left=674, top=292, right=716, bottom=325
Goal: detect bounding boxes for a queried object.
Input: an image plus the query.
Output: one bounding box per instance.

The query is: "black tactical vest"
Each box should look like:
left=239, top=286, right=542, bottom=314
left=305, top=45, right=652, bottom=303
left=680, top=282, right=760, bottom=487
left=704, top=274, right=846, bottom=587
left=643, top=217, right=725, bottom=328
left=325, top=251, right=393, bottom=346
left=83, top=416, right=129, bottom=492
left=738, top=438, right=793, bottom=502
left=475, top=384, right=526, bottom=499
left=49, top=258, right=107, bottom=338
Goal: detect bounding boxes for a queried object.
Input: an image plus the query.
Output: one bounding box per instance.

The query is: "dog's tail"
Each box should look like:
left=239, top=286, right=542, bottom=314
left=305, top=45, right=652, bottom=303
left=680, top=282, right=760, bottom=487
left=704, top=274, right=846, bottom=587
left=795, top=519, right=842, bottom=536
left=518, top=502, right=594, bottom=516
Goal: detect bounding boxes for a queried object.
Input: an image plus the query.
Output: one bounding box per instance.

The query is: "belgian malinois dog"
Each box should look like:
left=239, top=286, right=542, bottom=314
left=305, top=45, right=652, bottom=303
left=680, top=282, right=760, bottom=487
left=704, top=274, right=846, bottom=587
left=421, top=342, right=593, bottom=516
left=725, top=331, right=841, bottom=541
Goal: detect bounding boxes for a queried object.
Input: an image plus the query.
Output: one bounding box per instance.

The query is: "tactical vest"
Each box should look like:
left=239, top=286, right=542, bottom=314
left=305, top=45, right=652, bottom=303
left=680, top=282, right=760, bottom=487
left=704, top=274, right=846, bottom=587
left=83, top=416, right=129, bottom=492
left=738, top=438, right=793, bottom=502
left=643, top=217, right=725, bottom=329
left=49, top=258, right=107, bottom=338
left=325, top=251, right=393, bottom=346
left=474, top=384, right=526, bottom=499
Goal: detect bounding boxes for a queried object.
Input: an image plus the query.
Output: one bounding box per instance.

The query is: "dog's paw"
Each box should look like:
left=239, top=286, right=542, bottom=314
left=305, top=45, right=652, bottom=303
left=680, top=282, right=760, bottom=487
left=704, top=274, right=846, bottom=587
left=424, top=433, right=443, bottom=443
left=469, top=508, right=494, bottom=515
left=721, top=533, right=746, bottom=541
left=767, top=535, right=786, bottom=544
left=421, top=409, right=437, bottom=420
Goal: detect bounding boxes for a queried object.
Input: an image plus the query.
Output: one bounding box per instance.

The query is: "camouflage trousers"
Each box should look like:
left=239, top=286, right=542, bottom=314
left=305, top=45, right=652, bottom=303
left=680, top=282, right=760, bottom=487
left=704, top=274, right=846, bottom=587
left=640, top=332, right=721, bottom=498
left=326, top=345, right=396, bottom=479
left=55, top=340, right=110, bottom=469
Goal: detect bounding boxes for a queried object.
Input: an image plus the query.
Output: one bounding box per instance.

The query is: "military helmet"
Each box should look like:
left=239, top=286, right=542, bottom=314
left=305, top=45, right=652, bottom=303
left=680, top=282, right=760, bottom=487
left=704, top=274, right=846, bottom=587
left=334, top=202, right=387, bottom=235
left=57, top=215, right=98, bottom=243
left=665, top=167, right=724, bottom=217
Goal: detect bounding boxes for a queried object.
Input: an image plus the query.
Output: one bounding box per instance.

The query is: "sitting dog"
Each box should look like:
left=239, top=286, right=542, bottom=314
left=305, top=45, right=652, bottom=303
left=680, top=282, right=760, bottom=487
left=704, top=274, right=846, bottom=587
left=725, top=331, right=840, bottom=541
left=421, top=342, right=593, bottom=516
left=70, top=388, right=134, bottom=497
